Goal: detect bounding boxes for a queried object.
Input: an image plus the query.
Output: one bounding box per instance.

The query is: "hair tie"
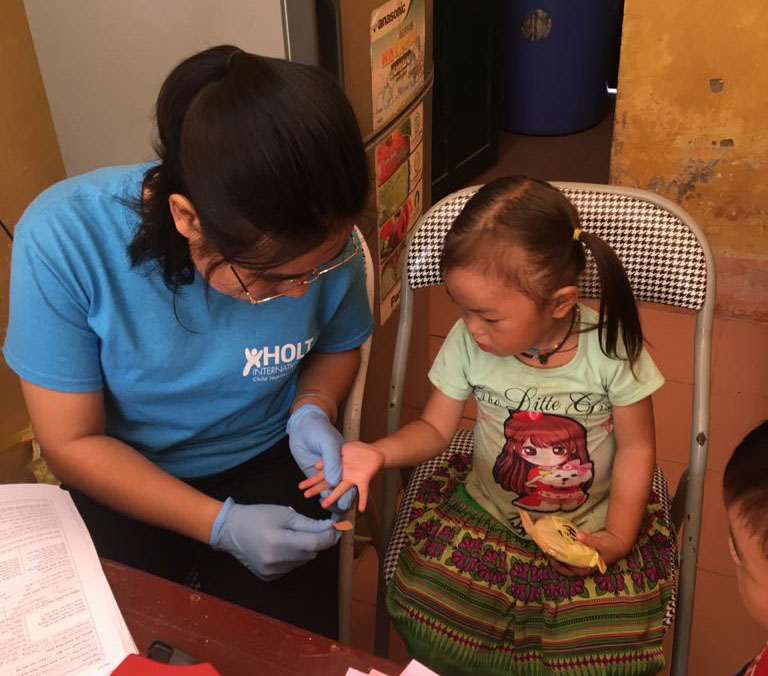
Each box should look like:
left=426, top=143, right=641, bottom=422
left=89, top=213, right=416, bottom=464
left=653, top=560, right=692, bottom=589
left=572, top=228, right=583, bottom=242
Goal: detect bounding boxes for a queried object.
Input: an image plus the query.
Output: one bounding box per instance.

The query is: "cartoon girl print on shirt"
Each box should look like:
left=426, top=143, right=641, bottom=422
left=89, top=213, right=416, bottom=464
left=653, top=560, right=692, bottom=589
left=492, top=411, right=593, bottom=512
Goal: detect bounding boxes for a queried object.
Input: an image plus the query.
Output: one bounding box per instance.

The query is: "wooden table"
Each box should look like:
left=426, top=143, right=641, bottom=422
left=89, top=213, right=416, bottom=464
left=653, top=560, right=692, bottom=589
left=103, top=560, right=402, bottom=676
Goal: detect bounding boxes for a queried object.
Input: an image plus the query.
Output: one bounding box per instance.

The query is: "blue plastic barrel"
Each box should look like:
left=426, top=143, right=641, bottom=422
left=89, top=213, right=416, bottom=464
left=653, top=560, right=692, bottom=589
left=502, top=1, right=621, bottom=135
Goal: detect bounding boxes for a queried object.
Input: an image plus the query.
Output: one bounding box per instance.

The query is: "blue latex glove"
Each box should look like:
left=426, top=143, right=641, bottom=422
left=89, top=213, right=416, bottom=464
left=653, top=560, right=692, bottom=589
left=287, top=404, right=358, bottom=512
left=210, top=498, right=340, bottom=581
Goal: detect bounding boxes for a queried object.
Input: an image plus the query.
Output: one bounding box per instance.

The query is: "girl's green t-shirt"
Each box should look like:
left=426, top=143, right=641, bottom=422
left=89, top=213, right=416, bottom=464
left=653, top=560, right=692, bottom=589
left=428, top=304, right=665, bottom=536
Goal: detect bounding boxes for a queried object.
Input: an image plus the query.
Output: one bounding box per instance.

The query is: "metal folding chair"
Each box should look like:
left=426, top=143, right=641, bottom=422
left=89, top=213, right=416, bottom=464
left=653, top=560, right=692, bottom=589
left=337, top=226, right=375, bottom=644
left=373, top=183, right=716, bottom=676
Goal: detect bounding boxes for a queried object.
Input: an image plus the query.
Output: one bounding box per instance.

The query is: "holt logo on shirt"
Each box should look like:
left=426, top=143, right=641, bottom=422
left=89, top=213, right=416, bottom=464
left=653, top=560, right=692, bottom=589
left=242, top=338, right=315, bottom=381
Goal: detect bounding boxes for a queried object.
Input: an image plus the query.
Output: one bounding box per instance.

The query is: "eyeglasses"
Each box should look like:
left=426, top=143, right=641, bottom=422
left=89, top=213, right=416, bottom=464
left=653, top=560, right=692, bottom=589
left=227, top=235, right=360, bottom=305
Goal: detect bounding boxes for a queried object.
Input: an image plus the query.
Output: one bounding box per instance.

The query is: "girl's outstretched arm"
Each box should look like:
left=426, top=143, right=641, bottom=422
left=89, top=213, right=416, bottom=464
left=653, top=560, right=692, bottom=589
left=575, top=396, right=656, bottom=569
left=300, top=387, right=467, bottom=511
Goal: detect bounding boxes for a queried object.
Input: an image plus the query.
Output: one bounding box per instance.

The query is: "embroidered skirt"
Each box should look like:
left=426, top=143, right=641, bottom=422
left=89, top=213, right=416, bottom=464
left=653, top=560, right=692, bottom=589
left=386, top=458, right=676, bottom=676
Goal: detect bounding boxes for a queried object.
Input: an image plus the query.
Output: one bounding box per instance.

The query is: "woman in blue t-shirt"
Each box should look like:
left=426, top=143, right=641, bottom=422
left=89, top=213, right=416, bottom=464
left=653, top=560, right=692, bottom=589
left=3, top=45, right=372, bottom=638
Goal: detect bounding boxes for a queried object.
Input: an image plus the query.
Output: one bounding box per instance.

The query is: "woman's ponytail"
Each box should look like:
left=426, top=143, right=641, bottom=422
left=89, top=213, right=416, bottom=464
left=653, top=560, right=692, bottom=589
left=128, top=45, right=368, bottom=293
left=128, top=45, right=239, bottom=289
left=578, top=231, right=643, bottom=366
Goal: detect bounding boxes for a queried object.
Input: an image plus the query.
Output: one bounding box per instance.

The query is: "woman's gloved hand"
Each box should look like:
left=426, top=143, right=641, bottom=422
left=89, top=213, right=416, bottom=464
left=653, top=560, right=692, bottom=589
left=287, top=404, right=357, bottom=512
left=210, top=498, right=340, bottom=581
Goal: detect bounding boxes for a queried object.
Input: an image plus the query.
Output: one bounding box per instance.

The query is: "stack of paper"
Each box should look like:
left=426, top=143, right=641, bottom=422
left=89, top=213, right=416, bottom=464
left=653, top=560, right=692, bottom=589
left=346, top=659, right=440, bottom=676
left=0, top=484, right=137, bottom=675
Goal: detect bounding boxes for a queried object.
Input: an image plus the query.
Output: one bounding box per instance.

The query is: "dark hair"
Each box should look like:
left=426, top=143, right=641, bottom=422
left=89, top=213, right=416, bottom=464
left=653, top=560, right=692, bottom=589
left=440, top=176, right=643, bottom=364
left=128, top=45, right=369, bottom=290
left=723, top=421, right=768, bottom=557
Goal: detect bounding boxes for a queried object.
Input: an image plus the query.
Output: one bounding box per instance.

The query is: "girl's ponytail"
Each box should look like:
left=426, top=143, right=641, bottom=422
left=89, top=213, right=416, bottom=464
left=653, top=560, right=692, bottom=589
left=578, top=230, right=643, bottom=366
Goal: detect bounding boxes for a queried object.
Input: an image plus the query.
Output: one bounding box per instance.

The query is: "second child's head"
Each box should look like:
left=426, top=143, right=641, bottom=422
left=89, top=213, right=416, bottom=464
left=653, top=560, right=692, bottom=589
left=723, top=421, right=768, bottom=631
left=440, top=176, right=642, bottom=364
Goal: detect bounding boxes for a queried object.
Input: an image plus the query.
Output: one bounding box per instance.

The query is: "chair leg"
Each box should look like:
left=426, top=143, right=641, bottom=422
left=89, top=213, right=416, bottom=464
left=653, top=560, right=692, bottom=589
left=363, top=484, right=384, bottom=556
left=671, top=468, right=689, bottom=533
left=373, top=467, right=401, bottom=657
left=337, top=508, right=356, bottom=644
left=669, top=459, right=707, bottom=675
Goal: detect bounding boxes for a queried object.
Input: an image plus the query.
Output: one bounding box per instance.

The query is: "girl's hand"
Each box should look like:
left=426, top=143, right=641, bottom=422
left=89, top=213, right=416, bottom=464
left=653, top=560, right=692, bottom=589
left=548, top=558, right=595, bottom=578
left=298, top=441, right=385, bottom=512
left=548, top=529, right=629, bottom=577
left=577, top=529, right=630, bottom=566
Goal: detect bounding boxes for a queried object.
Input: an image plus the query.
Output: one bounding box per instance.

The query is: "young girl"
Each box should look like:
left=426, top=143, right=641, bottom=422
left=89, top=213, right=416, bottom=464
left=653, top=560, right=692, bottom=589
left=303, top=176, right=676, bottom=674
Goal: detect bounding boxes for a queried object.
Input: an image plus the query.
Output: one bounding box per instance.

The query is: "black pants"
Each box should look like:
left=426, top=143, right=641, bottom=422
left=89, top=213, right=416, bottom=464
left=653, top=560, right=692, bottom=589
left=67, top=437, right=339, bottom=638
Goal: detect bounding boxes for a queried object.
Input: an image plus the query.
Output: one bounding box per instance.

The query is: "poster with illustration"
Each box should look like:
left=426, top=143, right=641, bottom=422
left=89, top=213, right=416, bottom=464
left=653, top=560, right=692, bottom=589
left=379, top=185, right=422, bottom=324
left=375, top=104, right=424, bottom=324
left=375, top=103, right=423, bottom=224
left=370, top=0, right=426, bottom=130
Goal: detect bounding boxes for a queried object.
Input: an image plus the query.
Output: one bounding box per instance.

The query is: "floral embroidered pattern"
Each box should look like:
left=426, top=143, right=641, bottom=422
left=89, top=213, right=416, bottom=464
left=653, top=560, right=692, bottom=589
left=449, top=453, right=472, bottom=473
left=432, top=532, right=510, bottom=589
left=594, top=565, right=626, bottom=595
left=412, top=518, right=457, bottom=559
left=506, top=561, right=589, bottom=602
left=447, top=534, right=483, bottom=573
left=540, top=566, right=587, bottom=601
left=627, top=531, right=674, bottom=591
left=476, top=547, right=508, bottom=587
left=508, top=562, right=544, bottom=602
left=409, top=506, right=426, bottom=521
left=416, top=478, right=445, bottom=505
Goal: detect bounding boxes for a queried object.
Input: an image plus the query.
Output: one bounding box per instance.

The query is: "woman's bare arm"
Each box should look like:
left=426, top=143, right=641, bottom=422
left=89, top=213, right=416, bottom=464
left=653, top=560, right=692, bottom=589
left=21, top=380, right=222, bottom=543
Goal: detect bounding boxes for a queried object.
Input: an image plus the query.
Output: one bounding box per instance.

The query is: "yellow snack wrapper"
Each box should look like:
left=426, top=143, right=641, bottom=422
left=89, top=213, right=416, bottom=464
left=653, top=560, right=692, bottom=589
left=518, top=510, right=607, bottom=573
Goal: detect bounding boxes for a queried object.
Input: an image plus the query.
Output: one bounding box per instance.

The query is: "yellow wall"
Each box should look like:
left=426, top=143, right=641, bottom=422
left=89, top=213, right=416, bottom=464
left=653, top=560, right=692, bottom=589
left=0, top=0, right=65, bottom=449
left=612, top=3, right=768, bottom=671
left=611, top=2, right=768, bottom=322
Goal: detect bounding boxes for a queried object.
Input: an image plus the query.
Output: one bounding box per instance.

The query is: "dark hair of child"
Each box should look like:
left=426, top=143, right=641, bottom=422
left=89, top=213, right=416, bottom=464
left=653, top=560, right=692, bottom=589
left=128, top=45, right=369, bottom=291
left=723, top=420, right=768, bottom=556
left=441, top=176, right=643, bottom=365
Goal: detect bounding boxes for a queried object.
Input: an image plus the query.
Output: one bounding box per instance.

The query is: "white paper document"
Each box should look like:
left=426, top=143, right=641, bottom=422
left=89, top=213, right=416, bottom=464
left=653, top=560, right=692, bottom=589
left=400, top=659, right=440, bottom=675
left=344, top=659, right=439, bottom=676
left=0, top=483, right=137, bottom=675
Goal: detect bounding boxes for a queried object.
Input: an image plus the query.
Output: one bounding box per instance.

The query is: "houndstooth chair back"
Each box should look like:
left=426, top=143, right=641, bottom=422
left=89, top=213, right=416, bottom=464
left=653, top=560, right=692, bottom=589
left=406, top=183, right=709, bottom=310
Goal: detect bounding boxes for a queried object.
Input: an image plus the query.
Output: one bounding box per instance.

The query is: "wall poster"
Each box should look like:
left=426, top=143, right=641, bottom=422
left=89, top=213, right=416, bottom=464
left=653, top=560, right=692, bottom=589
left=370, top=0, right=426, bottom=131
left=375, top=103, right=424, bottom=324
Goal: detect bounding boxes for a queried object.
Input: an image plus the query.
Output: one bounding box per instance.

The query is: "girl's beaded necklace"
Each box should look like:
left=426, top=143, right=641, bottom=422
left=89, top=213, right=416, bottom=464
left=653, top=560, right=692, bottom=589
left=519, top=305, right=580, bottom=365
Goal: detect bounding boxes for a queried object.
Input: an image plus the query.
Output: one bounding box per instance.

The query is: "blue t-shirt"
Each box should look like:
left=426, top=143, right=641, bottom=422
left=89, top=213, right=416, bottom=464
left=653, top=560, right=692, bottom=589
left=3, top=164, right=373, bottom=478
